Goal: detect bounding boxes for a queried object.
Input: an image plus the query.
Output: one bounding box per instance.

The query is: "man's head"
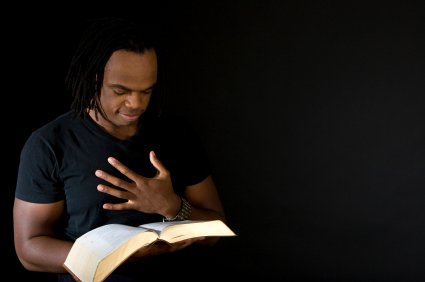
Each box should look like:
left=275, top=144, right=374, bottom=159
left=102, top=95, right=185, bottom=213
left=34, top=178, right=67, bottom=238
left=65, top=17, right=158, bottom=120
left=93, top=49, right=157, bottom=138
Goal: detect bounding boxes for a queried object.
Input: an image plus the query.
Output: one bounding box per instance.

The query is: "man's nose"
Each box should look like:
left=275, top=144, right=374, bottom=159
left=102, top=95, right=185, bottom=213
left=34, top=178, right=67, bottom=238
left=125, top=92, right=145, bottom=109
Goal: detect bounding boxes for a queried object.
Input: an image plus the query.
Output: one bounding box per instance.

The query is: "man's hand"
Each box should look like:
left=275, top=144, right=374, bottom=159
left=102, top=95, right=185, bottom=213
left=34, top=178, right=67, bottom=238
left=95, top=151, right=181, bottom=217
left=128, top=237, right=206, bottom=260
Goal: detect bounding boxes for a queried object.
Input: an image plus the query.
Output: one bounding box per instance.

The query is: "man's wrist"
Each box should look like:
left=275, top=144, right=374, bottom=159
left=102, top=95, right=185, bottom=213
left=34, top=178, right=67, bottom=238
left=163, top=196, right=192, bottom=221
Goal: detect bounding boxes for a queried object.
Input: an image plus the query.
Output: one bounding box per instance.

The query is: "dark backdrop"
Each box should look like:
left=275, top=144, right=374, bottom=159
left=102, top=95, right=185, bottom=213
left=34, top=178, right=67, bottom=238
left=4, top=1, right=425, bottom=281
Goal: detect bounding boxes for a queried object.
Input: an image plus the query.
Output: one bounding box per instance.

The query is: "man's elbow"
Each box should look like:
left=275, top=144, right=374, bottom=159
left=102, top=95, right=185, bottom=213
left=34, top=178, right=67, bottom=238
left=16, top=253, right=39, bottom=272
left=15, top=243, right=46, bottom=272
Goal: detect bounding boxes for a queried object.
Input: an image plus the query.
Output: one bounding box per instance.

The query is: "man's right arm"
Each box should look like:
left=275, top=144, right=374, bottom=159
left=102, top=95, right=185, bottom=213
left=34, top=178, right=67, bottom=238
left=13, top=198, right=72, bottom=273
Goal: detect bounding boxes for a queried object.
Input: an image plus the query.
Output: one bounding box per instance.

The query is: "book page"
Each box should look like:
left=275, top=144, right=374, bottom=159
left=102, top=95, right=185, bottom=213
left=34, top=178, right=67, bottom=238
left=142, top=220, right=236, bottom=244
left=139, top=220, right=196, bottom=232
left=64, top=224, right=149, bottom=282
left=77, top=224, right=147, bottom=258
left=94, top=231, right=158, bottom=282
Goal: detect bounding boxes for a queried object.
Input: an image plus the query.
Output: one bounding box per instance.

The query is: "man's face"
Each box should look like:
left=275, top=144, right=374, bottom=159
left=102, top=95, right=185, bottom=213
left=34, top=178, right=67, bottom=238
left=97, top=49, right=157, bottom=131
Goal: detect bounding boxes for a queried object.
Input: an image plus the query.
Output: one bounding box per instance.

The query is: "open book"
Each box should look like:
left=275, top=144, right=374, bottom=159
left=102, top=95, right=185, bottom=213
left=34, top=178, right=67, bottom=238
left=63, top=220, right=236, bottom=282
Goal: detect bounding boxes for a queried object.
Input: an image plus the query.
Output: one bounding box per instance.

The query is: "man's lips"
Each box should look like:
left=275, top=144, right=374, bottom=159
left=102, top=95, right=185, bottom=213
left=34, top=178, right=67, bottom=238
left=119, top=112, right=141, bottom=121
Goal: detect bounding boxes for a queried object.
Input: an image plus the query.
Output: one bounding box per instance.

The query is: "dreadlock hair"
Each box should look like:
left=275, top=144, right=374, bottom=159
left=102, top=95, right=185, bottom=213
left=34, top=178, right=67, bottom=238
left=65, top=17, right=158, bottom=120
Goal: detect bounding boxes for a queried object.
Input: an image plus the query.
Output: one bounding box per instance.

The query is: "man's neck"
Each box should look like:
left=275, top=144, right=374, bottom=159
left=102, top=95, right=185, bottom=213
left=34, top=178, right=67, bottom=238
left=88, top=110, right=138, bottom=140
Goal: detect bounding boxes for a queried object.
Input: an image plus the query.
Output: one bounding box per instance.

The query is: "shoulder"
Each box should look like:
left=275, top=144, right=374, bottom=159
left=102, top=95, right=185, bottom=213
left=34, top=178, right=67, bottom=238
left=23, top=111, right=81, bottom=148
left=32, top=111, right=75, bottom=133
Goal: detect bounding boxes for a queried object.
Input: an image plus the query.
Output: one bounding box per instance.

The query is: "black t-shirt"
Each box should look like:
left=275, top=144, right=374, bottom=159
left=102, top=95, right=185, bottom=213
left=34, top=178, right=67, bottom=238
left=15, top=111, right=210, bottom=240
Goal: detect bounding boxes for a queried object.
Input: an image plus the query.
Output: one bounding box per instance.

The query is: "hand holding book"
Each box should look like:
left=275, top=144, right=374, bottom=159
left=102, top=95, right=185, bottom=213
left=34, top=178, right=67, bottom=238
left=64, top=220, right=236, bottom=282
left=129, top=236, right=205, bottom=260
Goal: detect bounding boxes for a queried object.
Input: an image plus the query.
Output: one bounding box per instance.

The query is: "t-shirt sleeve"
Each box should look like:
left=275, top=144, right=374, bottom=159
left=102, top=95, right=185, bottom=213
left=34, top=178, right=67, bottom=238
left=15, top=132, right=65, bottom=203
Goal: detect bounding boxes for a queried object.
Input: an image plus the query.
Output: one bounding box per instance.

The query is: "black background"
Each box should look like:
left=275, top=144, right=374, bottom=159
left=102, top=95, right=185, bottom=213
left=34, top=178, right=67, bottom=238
left=4, top=1, right=425, bottom=281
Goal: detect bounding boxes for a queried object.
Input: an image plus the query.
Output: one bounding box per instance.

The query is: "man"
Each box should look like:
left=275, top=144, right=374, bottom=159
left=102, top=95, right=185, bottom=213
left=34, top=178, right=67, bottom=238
left=13, top=17, right=225, bottom=281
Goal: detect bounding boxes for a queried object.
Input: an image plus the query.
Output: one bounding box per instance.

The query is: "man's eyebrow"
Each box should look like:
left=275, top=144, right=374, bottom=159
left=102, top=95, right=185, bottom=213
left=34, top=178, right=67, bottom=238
left=109, top=83, right=156, bottom=92
left=110, top=84, right=132, bottom=91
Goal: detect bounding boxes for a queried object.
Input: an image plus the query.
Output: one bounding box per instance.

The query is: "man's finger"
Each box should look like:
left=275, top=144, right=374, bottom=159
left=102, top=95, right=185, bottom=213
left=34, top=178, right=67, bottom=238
left=102, top=202, right=129, bottom=210
left=149, top=151, right=167, bottom=176
left=95, top=170, right=131, bottom=189
left=107, top=157, right=138, bottom=181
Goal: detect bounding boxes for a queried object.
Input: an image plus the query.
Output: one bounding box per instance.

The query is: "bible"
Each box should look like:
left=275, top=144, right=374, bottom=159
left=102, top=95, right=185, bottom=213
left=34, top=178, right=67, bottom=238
left=63, top=219, right=236, bottom=282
